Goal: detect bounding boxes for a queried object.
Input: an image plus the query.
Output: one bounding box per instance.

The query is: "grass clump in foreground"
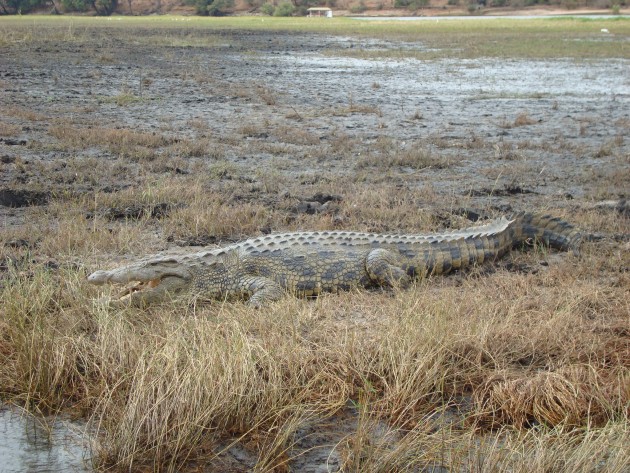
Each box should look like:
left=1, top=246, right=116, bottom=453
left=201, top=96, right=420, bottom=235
left=1, top=223, right=628, bottom=471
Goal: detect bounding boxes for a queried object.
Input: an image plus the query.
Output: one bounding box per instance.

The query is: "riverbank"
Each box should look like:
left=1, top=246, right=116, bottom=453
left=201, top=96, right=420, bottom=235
left=13, top=0, right=630, bottom=18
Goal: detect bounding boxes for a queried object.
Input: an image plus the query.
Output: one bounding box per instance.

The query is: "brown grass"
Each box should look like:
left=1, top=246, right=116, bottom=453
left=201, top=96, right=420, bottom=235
left=255, top=84, right=277, bottom=106
left=356, top=141, right=450, bottom=171
left=0, top=121, right=21, bottom=137
left=48, top=125, right=172, bottom=156
left=272, top=125, right=321, bottom=146
left=3, top=106, right=49, bottom=122
left=513, top=112, right=539, bottom=127
left=1, top=172, right=628, bottom=472
left=1, top=242, right=628, bottom=471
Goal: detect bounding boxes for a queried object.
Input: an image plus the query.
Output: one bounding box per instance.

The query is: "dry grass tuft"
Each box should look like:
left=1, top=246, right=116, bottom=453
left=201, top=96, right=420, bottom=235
left=48, top=125, right=172, bottom=157
left=255, top=84, right=277, bottom=106
left=0, top=266, right=97, bottom=412
left=332, top=185, right=440, bottom=233
left=0, top=121, right=22, bottom=136
left=499, top=112, right=539, bottom=129
left=355, top=138, right=450, bottom=172
left=172, top=137, right=214, bottom=158
left=3, top=106, right=48, bottom=122
left=513, top=112, right=538, bottom=127
left=272, top=125, right=321, bottom=146
left=472, top=364, right=623, bottom=429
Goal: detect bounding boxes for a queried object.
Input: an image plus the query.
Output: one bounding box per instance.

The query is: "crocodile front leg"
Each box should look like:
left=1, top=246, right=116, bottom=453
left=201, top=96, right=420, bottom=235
left=241, top=276, right=285, bottom=307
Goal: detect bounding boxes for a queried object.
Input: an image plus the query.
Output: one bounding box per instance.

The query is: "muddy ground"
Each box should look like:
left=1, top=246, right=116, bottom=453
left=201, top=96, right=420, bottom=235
left=0, top=22, right=629, bottom=472
left=2, top=27, right=628, bottom=224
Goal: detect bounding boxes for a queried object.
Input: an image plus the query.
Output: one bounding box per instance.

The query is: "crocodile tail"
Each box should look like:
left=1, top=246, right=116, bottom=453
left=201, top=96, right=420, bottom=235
left=513, top=212, right=583, bottom=254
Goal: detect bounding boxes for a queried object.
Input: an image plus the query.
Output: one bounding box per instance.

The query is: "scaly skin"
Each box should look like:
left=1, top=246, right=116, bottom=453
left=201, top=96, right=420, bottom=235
left=88, top=213, right=582, bottom=307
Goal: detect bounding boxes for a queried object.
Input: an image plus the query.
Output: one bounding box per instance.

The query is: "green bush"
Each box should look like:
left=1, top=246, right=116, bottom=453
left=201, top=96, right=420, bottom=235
left=1, top=0, right=47, bottom=13
left=92, top=0, right=118, bottom=15
left=194, top=0, right=233, bottom=15
left=60, top=0, right=117, bottom=14
left=394, top=0, right=428, bottom=8
left=208, top=0, right=233, bottom=15
left=350, top=1, right=367, bottom=12
left=193, top=0, right=208, bottom=14
left=260, top=1, right=275, bottom=14
left=273, top=1, right=294, bottom=15
left=294, top=0, right=322, bottom=6
left=61, top=0, right=90, bottom=10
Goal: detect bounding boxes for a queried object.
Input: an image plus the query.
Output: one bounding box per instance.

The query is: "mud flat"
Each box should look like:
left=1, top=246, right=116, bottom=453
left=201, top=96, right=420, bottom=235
left=1, top=19, right=628, bottom=220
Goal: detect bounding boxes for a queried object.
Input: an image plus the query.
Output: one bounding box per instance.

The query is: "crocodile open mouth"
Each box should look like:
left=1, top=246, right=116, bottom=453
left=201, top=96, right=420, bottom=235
left=100, top=274, right=190, bottom=305
left=117, top=279, right=161, bottom=301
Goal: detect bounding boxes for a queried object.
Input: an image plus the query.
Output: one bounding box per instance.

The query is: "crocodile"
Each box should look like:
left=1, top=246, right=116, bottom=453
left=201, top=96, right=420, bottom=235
left=88, top=213, right=582, bottom=307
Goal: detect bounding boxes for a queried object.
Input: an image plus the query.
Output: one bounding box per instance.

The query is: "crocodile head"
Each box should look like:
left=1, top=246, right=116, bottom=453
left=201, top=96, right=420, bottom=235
left=88, top=256, right=194, bottom=306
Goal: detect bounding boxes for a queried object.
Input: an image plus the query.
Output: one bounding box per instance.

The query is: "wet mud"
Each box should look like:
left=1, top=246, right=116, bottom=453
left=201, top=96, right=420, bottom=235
left=0, top=407, right=91, bottom=473
left=1, top=28, right=628, bottom=222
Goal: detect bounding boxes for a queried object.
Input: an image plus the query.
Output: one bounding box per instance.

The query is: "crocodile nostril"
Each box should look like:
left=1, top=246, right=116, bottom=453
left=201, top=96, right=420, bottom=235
left=87, top=271, right=109, bottom=285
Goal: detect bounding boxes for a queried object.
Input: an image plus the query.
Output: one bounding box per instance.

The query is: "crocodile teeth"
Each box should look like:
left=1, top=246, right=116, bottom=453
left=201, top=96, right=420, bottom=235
left=117, top=279, right=161, bottom=300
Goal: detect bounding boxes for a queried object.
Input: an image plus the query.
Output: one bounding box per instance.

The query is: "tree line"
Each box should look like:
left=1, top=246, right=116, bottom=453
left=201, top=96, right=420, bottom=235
left=0, top=0, right=624, bottom=16
left=1, top=0, right=117, bottom=15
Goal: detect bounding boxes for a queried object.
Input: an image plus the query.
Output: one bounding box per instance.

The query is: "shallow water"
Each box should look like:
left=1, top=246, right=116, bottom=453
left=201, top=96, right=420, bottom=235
left=0, top=408, right=92, bottom=473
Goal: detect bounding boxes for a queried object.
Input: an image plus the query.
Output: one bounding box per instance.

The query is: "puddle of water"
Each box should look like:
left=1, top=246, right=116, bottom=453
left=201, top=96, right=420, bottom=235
left=276, top=55, right=629, bottom=98
left=0, top=407, right=92, bottom=473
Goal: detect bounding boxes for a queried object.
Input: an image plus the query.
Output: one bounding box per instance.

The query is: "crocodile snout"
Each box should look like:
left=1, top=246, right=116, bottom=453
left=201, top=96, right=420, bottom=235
left=88, top=270, right=110, bottom=285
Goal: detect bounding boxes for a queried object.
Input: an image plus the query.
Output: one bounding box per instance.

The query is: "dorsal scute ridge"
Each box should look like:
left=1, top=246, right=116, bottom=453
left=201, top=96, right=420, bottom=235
left=222, top=216, right=512, bottom=251
left=131, top=217, right=514, bottom=262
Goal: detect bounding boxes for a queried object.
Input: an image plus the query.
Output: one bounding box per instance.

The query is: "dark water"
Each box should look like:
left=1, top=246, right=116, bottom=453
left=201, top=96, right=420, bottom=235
left=0, top=408, right=91, bottom=473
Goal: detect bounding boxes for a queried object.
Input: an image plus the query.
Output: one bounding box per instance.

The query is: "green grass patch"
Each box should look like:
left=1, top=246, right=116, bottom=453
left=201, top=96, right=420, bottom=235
left=1, top=15, right=628, bottom=58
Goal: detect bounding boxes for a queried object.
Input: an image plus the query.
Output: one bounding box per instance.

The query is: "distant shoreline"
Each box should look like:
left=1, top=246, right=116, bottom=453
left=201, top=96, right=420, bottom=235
left=349, top=13, right=630, bottom=19
left=337, top=7, right=630, bottom=18
left=7, top=5, right=630, bottom=18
